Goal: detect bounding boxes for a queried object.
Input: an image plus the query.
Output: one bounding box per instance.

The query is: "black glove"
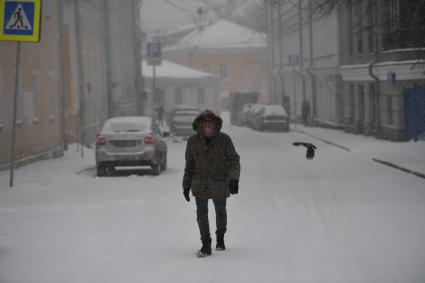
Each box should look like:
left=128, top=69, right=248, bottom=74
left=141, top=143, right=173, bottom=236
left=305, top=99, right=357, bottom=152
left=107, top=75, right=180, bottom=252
left=183, top=188, right=190, bottom=202
left=229, top=179, right=239, bottom=194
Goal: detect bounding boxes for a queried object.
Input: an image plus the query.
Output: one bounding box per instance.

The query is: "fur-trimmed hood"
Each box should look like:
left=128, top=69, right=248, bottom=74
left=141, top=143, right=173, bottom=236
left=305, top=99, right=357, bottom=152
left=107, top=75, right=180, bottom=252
left=192, top=110, right=223, bottom=134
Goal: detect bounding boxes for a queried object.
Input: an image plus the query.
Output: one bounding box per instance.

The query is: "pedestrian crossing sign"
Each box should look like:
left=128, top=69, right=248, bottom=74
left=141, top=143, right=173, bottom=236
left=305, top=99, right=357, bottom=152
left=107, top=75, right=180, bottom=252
left=0, top=0, right=41, bottom=42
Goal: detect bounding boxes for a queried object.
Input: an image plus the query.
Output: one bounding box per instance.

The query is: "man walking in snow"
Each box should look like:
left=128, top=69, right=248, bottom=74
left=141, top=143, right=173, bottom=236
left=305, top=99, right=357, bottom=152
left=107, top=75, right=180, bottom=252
left=182, top=110, right=240, bottom=257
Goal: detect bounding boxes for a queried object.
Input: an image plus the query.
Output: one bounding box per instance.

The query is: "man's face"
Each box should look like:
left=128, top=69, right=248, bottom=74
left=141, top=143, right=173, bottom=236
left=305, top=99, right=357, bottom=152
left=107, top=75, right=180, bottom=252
left=202, top=118, right=214, bottom=137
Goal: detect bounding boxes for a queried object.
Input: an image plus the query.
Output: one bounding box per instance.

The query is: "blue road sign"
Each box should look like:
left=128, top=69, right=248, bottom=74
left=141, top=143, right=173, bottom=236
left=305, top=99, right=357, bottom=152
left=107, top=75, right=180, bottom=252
left=147, top=42, right=161, bottom=58
left=0, top=0, right=41, bottom=42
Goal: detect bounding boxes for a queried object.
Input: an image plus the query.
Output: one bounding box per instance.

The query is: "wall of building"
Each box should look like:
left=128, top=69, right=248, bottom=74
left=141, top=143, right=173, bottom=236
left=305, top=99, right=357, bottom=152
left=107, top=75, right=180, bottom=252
left=144, top=77, right=219, bottom=116
left=0, top=0, right=63, bottom=170
left=267, top=0, right=342, bottom=126
left=107, top=0, right=143, bottom=117
left=0, top=0, right=145, bottom=171
left=338, top=0, right=425, bottom=140
left=164, top=48, right=268, bottom=110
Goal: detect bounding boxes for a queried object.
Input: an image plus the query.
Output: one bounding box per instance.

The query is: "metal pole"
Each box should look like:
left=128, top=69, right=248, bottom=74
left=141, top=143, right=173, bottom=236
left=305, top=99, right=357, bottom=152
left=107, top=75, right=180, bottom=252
left=9, top=42, right=21, bottom=187
left=152, top=63, right=156, bottom=118
left=57, top=0, right=68, bottom=151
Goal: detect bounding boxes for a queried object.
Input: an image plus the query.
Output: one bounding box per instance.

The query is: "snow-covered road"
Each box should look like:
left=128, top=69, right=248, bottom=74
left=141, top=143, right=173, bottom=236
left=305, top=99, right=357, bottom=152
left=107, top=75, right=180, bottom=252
left=1, top=122, right=425, bottom=283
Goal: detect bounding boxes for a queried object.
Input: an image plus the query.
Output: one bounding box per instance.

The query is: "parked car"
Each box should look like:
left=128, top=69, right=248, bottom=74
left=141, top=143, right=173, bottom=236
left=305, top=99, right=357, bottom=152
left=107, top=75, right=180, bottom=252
left=95, top=116, right=168, bottom=176
left=247, top=104, right=266, bottom=129
left=238, top=103, right=254, bottom=126
left=169, top=105, right=201, bottom=137
left=256, top=105, right=289, bottom=132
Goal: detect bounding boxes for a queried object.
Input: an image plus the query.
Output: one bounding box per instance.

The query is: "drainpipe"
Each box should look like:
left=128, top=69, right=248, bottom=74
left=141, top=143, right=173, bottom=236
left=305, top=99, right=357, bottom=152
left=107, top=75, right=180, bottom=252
left=368, top=0, right=380, bottom=134
left=270, top=1, right=276, bottom=104
left=278, top=0, right=285, bottom=107
left=298, top=0, right=306, bottom=102
left=306, top=0, right=316, bottom=121
left=104, top=0, right=113, bottom=118
left=57, top=0, right=67, bottom=150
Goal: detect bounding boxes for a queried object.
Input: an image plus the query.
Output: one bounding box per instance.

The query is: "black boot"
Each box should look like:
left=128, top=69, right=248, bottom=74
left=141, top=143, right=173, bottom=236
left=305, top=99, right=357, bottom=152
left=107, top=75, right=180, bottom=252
left=196, top=238, right=212, bottom=257
left=216, top=235, right=225, bottom=250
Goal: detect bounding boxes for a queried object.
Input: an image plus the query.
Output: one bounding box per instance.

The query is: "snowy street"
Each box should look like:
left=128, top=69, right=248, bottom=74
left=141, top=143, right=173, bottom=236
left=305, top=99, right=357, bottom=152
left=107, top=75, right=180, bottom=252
left=1, top=119, right=425, bottom=283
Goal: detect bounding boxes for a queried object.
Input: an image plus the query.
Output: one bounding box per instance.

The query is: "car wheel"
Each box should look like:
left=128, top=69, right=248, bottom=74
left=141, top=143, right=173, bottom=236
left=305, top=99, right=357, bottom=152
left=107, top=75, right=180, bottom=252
left=161, top=153, right=167, bottom=171
left=107, top=166, right=116, bottom=176
left=97, top=165, right=106, bottom=177
left=151, top=155, right=161, bottom=176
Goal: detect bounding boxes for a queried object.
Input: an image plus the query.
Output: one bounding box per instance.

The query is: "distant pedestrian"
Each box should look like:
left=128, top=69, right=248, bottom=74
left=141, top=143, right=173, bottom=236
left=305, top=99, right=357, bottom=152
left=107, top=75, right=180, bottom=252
left=302, top=100, right=311, bottom=126
left=156, top=104, right=164, bottom=126
left=182, top=110, right=240, bottom=257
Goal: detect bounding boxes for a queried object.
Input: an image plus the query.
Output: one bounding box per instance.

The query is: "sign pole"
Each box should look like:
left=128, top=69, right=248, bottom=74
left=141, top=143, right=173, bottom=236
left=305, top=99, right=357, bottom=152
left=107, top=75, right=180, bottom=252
left=9, top=41, right=21, bottom=187
left=152, top=63, right=156, bottom=117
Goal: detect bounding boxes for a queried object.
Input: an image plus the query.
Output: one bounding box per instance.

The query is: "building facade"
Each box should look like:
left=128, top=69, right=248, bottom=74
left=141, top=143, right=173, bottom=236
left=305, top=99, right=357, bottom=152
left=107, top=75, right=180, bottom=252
left=0, top=0, right=144, bottom=171
left=164, top=20, right=268, bottom=110
left=266, top=0, right=343, bottom=126
left=0, top=0, right=64, bottom=170
left=266, top=0, right=425, bottom=141
left=142, top=60, right=219, bottom=116
left=339, top=0, right=425, bottom=140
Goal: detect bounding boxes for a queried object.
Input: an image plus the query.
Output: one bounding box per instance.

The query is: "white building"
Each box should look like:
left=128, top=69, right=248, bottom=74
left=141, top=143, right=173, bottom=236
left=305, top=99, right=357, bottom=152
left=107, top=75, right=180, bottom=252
left=142, top=60, right=219, bottom=116
left=266, top=0, right=343, bottom=126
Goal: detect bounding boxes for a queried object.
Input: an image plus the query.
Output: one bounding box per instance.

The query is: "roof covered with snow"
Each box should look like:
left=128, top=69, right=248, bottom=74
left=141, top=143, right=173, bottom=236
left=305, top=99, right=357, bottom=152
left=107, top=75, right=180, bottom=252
left=142, top=60, right=214, bottom=79
left=166, top=19, right=266, bottom=51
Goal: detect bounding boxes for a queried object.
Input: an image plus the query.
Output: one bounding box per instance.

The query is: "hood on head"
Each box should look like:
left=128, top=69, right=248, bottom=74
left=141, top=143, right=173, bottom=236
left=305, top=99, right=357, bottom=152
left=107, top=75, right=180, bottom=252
left=192, top=110, right=223, bottom=134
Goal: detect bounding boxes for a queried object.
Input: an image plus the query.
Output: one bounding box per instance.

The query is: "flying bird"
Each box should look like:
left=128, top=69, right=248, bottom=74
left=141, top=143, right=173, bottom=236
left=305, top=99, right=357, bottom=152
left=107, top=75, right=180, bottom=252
left=293, top=142, right=317, bottom=160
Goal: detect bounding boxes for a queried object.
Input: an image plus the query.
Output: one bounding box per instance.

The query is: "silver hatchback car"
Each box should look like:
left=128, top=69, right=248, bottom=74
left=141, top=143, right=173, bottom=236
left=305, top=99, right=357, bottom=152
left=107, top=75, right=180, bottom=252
left=95, top=116, right=168, bottom=176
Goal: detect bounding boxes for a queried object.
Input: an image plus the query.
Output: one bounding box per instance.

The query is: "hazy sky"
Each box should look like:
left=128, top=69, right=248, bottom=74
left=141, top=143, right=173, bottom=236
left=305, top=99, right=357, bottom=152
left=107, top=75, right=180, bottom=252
left=140, top=0, right=203, bottom=34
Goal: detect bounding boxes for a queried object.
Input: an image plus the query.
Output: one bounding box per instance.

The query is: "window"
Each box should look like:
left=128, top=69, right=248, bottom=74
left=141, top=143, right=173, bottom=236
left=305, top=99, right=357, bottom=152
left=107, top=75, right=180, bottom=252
left=355, top=2, right=363, bottom=54
left=367, top=1, right=375, bottom=53
left=48, top=74, right=56, bottom=120
left=201, top=64, right=210, bottom=73
left=369, top=83, right=376, bottom=124
left=347, top=0, right=354, bottom=56
left=175, top=88, right=183, bottom=104
left=387, top=96, right=393, bottom=125
left=32, top=70, right=40, bottom=122
left=382, top=0, right=401, bottom=49
left=219, top=64, right=228, bottom=80
left=348, top=83, right=355, bottom=120
left=197, top=88, right=205, bottom=105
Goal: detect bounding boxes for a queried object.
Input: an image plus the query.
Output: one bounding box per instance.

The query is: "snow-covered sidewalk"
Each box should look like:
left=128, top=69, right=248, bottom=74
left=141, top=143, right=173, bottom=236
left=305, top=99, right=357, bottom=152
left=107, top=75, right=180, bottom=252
left=295, top=125, right=425, bottom=178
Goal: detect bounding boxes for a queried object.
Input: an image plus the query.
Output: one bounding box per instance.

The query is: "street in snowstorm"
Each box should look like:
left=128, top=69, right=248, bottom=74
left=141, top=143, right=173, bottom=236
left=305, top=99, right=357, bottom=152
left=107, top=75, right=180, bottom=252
left=1, top=115, right=425, bottom=283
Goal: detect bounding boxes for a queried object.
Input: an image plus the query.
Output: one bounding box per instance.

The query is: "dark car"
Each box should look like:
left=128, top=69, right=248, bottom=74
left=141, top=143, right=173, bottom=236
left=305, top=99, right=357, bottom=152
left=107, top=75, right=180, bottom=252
left=169, top=105, right=201, bottom=137
left=95, top=116, right=168, bottom=176
left=256, top=105, right=289, bottom=132
left=238, top=103, right=254, bottom=126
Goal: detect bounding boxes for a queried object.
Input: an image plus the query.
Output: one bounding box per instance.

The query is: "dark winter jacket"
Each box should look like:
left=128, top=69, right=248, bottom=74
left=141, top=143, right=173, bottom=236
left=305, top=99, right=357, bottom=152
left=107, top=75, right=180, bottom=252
left=182, top=110, right=240, bottom=199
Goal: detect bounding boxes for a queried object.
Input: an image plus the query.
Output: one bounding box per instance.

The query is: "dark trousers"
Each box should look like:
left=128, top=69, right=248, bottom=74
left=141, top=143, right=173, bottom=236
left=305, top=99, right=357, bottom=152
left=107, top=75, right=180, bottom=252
left=195, top=198, right=227, bottom=241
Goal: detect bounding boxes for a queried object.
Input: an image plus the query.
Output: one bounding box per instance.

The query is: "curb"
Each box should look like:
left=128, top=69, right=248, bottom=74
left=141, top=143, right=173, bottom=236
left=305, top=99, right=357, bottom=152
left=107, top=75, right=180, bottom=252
left=372, top=158, right=425, bottom=180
